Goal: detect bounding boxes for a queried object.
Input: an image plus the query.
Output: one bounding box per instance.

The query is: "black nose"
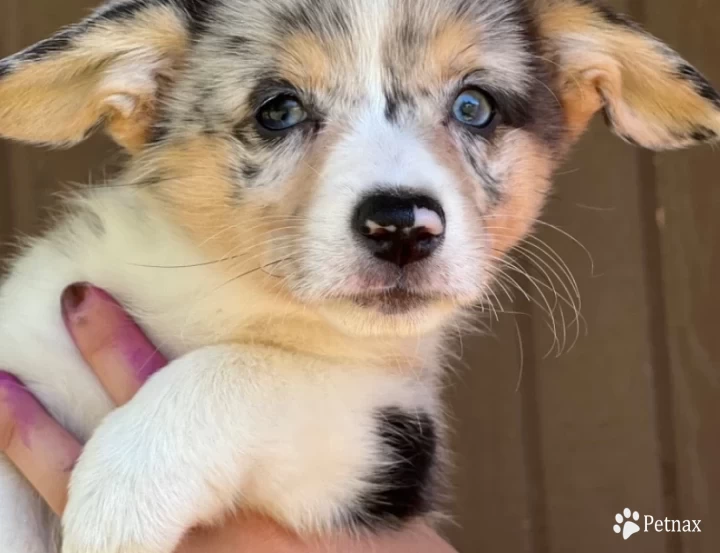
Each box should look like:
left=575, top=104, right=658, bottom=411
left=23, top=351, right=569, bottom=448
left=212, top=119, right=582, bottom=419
left=352, top=192, right=446, bottom=267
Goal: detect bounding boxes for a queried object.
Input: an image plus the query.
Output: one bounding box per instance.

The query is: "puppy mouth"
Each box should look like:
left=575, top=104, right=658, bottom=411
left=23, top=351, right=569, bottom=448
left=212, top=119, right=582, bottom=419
left=349, top=287, right=441, bottom=314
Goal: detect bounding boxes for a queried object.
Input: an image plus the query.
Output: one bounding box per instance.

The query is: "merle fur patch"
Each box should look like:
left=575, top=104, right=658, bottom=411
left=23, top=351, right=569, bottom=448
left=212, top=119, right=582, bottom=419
left=500, top=4, right=565, bottom=148
left=20, top=29, right=78, bottom=62
left=4, top=0, right=217, bottom=69
left=269, top=0, right=351, bottom=39
left=384, top=83, right=415, bottom=124
left=240, top=163, right=261, bottom=183
left=677, top=63, right=720, bottom=109
left=462, top=142, right=502, bottom=206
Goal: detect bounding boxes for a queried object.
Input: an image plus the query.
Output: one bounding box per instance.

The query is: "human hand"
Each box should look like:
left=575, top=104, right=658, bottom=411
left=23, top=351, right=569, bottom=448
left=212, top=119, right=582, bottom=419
left=0, top=284, right=457, bottom=553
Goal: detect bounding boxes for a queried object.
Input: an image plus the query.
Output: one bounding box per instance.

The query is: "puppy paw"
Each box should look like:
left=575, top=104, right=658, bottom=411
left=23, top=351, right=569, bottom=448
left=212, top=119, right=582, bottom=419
left=61, top=417, right=186, bottom=553
left=61, top=477, right=177, bottom=553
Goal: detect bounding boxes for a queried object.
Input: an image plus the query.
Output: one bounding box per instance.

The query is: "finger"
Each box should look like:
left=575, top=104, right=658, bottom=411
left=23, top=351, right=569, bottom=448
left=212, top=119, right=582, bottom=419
left=177, top=516, right=458, bottom=553
left=368, top=523, right=459, bottom=553
left=321, top=522, right=459, bottom=553
left=62, top=284, right=168, bottom=406
left=0, top=372, right=82, bottom=516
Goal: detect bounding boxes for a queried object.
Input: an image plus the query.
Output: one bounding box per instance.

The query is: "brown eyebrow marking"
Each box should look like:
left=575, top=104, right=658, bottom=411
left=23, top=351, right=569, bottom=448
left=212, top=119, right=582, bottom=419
left=275, top=33, right=334, bottom=92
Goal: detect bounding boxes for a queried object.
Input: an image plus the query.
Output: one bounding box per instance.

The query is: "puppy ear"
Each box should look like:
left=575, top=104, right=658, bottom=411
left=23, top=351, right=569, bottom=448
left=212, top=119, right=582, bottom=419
left=0, top=1, right=200, bottom=152
left=537, top=0, right=720, bottom=150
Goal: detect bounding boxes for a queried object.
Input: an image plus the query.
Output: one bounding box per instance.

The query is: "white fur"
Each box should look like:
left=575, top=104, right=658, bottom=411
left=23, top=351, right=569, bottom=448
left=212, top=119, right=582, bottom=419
left=8, top=0, right=715, bottom=550
left=0, top=188, right=446, bottom=553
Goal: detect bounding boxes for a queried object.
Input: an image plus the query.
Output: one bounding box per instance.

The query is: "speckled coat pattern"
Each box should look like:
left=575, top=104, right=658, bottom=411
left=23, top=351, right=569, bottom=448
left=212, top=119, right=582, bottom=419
left=0, top=1, right=717, bottom=552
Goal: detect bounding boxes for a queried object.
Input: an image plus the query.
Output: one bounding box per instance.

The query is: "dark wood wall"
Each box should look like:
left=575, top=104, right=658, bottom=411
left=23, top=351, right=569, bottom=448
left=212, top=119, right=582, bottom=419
left=1, top=1, right=718, bottom=552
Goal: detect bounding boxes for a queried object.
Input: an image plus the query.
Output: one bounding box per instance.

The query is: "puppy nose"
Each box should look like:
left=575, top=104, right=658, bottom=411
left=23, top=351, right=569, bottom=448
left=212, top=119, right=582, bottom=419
left=352, top=193, right=445, bottom=267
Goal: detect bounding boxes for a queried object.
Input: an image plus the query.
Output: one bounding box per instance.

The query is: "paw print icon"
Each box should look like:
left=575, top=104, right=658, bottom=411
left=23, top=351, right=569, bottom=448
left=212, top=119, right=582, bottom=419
left=614, top=508, right=641, bottom=540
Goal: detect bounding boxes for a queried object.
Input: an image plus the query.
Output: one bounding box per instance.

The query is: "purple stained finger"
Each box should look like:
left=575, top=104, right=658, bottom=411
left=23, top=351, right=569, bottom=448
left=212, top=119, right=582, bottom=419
left=0, top=372, right=43, bottom=447
left=61, top=283, right=168, bottom=385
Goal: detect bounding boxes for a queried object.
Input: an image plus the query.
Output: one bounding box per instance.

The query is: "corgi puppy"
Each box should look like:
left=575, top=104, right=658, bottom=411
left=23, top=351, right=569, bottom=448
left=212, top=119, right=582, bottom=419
left=0, top=1, right=717, bottom=552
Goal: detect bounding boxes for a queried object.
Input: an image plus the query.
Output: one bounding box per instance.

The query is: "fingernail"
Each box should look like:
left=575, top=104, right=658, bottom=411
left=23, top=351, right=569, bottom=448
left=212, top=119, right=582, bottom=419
left=61, top=283, right=91, bottom=325
left=61, top=284, right=126, bottom=329
left=60, top=285, right=168, bottom=387
left=0, top=371, right=24, bottom=387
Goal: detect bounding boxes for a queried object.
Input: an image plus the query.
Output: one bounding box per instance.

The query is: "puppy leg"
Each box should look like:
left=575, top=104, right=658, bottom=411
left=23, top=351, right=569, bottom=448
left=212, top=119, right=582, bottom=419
left=61, top=345, right=262, bottom=553
left=0, top=456, right=59, bottom=553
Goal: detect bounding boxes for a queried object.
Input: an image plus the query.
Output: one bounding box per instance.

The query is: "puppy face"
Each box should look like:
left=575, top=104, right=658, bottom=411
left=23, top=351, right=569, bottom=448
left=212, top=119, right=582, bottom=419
left=1, top=0, right=718, bottom=337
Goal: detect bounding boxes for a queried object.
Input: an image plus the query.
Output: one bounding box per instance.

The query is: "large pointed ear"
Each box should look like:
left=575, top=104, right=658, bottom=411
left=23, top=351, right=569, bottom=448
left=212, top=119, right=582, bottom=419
left=0, top=0, right=200, bottom=152
left=536, top=0, right=720, bottom=150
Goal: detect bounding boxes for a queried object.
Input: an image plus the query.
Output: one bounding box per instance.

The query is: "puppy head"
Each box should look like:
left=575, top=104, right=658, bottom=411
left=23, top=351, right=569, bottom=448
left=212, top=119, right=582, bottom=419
left=1, top=0, right=718, bottom=337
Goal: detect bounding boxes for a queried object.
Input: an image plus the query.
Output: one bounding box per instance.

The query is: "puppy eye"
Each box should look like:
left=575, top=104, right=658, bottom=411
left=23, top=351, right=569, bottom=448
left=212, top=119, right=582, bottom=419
left=256, top=94, right=308, bottom=133
left=451, top=88, right=497, bottom=132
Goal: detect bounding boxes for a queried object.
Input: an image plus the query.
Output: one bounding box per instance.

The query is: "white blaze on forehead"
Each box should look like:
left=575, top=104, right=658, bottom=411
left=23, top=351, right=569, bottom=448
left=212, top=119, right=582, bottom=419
left=413, top=206, right=444, bottom=236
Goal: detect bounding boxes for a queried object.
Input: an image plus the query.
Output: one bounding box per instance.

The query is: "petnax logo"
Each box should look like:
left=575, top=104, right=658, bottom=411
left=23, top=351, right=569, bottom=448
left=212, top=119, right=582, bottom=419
left=613, top=508, right=701, bottom=541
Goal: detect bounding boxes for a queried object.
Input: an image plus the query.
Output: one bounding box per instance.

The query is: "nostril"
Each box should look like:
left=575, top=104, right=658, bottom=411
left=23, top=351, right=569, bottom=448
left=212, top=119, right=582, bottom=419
left=352, top=192, right=446, bottom=267
left=414, top=227, right=436, bottom=242
left=363, top=221, right=397, bottom=240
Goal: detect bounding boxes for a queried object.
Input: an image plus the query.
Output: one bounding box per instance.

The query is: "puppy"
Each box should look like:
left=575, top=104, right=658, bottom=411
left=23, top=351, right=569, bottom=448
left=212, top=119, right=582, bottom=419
left=0, top=1, right=717, bottom=552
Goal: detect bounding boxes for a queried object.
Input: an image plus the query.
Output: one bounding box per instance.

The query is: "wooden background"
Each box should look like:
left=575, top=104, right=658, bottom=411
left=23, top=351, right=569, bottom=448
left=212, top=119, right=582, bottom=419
left=1, top=1, right=718, bottom=551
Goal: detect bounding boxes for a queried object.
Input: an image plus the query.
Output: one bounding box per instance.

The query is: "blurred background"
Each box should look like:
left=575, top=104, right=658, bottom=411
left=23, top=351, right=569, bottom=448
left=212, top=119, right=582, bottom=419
left=0, top=1, right=718, bottom=552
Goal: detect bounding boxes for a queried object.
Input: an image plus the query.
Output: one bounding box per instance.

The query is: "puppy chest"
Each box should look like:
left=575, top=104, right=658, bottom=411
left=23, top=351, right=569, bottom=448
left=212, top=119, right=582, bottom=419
left=243, top=377, right=442, bottom=530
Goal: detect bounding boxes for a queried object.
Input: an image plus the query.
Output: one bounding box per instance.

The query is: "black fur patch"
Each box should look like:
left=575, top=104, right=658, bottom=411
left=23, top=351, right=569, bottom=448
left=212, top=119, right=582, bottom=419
left=247, top=76, right=301, bottom=113
left=677, top=63, right=720, bottom=109
left=689, top=126, right=717, bottom=142
left=351, top=408, right=437, bottom=528
left=179, top=0, right=217, bottom=35
left=97, top=0, right=154, bottom=22
left=0, top=62, right=11, bottom=80
left=506, top=2, right=565, bottom=148
left=97, top=0, right=216, bottom=34
left=384, top=83, right=415, bottom=124
left=8, top=0, right=217, bottom=67
left=240, top=163, right=261, bottom=183
left=232, top=122, right=256, bottom=149
left=82, top=116, right=108, bottom=140
left=596, top=3, right=636, bottom=28
left=384, top=94, right=401, bottom=123
left=462, top=142, right=502, bottom=206
left=575, top=0, right=639, bottom=29
left=225, top=35, right=252, bottom=53
left=19, top=28, right=79, bottom=62
left=148, top=121, right=171, bottom=144
left=601, top=105, right=614, bottom=128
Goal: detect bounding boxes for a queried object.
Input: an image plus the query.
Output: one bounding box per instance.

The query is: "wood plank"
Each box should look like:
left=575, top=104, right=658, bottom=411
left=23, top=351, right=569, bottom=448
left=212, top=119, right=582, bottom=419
left=643, top=1, right=720, bottom=551
left=0, top=0, right=20, bottom=254
left=525, top=2, right=671, bottom=551
left=1, top=0, right=113, bottom=237
left=447, top=311, right=534, bottom=552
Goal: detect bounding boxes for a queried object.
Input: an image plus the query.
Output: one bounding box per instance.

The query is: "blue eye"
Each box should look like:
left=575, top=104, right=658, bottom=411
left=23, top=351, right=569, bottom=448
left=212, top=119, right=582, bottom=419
left=451, top=88, right=496, bottom=130
left=256, top=94, right=308, bottom=132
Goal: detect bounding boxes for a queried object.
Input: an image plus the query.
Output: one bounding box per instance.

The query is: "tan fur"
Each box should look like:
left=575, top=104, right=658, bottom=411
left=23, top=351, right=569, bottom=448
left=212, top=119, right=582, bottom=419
left=486, top=138, right=554, bottom=256
left=537, top=0, right=720, bottom=148
left=426, top=19, right=483, bottom=82
left=0, top=6, right=187, bottom=148
left=0, top=2, right=718, bottom=552
left=277, top=33, right=335, bottom=91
